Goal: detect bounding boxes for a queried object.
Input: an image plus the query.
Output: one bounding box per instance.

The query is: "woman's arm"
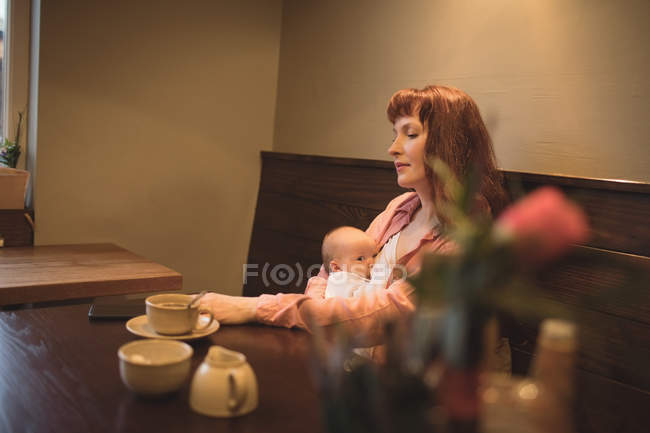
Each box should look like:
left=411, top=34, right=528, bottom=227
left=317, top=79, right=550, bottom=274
left=200, top=193, right=421, bottom=338
left=304, top=275, right=327, bottom=298
left=201, top=277, right=416, bottom=347
left=199, top=293, right=258, bottom=324
left=257, top=278, right=415, bottom=347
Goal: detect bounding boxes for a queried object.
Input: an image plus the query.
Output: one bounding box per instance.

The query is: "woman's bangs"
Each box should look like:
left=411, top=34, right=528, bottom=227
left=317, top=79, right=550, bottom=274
left=386, top=89, right=423, bottom=123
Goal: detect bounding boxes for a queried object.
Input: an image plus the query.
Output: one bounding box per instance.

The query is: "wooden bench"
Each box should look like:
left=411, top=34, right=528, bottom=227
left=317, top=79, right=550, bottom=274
left=245, top=151, right=650, bottom=433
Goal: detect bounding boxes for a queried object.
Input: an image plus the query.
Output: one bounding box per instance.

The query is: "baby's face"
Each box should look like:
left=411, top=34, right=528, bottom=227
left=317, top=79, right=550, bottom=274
left=336, top=232, right=378, bottom=279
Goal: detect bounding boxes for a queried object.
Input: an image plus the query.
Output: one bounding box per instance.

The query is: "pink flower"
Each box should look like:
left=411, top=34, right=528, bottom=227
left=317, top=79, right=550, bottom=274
left=496, top=187, right=589, bottom=263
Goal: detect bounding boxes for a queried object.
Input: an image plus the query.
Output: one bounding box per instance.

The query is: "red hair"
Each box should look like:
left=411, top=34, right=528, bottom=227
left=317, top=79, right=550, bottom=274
left=387, top=85, right=508, bottom=222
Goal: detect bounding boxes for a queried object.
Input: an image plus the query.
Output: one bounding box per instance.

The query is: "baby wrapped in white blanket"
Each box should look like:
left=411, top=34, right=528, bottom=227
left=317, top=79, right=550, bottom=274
left=321, top=226, right=403, bottom=359
left=322, top=226, right=401, bottom=299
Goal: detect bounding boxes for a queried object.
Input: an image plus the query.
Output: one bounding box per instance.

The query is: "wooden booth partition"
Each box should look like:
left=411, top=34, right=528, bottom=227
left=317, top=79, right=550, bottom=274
left=245, top=151, right=650, bottom=433
left=0, top=209, right=34, bottom=247
left=244, top=152, right=408, bottom=296
left=503, top=172, right=650, bottom=433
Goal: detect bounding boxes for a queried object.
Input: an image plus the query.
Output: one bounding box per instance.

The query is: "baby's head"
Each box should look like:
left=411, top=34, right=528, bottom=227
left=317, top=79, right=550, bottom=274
left=321, top=226, right=378, bottom=278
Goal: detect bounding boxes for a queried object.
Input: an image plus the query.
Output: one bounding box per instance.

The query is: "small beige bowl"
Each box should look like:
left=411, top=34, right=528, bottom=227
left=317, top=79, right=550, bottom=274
left=118, top=339, right=193, bottom=396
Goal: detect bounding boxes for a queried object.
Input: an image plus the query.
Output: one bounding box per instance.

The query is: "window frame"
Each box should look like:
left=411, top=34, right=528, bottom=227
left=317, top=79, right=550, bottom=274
left=3, top=0, right=32, bottom=171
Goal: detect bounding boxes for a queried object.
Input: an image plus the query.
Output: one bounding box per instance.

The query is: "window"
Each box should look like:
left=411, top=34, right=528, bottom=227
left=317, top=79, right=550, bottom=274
left=0, top=0, right=6, bottom=138
left=0, top=0, right=33, bottom=174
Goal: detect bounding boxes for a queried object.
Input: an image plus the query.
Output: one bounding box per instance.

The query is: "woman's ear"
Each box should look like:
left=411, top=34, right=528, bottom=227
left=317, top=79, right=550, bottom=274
left=329, top=260, right=341, bottom=272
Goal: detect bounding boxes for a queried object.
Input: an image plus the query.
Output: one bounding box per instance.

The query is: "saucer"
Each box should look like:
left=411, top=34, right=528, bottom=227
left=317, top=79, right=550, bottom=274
left=126, top=315, right=220, bottom=340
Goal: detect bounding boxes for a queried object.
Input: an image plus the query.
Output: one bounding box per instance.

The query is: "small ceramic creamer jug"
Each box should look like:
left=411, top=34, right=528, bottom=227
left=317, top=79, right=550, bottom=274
left=189, top=345, right=258, bottom=417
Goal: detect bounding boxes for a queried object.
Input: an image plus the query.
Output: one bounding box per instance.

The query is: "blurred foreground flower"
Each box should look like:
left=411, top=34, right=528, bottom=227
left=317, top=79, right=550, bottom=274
left=495, top=186, right=589, bottom=264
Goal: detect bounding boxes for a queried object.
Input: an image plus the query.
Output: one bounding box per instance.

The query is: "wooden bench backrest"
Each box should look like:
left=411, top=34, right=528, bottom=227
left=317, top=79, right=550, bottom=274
left=245, top=151, right=650, bottom=433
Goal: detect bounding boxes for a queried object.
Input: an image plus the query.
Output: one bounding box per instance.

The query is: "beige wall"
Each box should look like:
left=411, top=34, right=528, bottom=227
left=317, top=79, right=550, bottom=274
left=29, top=0, right=650, bottom=296
left=274, top=0, right=650, bottom=182
left=35, top=0, right=282, bottom=294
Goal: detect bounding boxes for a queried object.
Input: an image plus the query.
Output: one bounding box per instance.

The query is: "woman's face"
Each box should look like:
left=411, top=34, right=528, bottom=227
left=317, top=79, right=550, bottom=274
left=388, top=115, right=429, bottom=191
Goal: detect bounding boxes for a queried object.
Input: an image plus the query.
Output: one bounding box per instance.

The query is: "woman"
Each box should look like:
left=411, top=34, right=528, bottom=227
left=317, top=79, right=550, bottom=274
left=200, top=85, right=508, bottom=351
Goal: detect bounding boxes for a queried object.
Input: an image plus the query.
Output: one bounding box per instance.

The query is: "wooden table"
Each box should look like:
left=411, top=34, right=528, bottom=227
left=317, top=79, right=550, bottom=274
left=0, top=302, right=322, bottom=433
left=0, top=243, right=182, bottom=306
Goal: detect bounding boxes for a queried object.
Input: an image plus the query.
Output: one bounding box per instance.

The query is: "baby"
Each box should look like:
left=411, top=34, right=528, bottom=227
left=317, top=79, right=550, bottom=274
left=321, top=226, right=391, bottom=299
left=321, top=226, right=400, bottom=359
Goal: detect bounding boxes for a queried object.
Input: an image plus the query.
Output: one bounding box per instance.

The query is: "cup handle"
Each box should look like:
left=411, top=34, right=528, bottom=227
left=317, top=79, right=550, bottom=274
left=227, top=370, right=248, bottom=413
left=193, top=309, right=214, bottom=331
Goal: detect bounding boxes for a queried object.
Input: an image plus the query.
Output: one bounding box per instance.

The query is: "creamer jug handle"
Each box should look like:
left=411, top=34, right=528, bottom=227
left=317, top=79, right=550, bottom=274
left=227, top=369, right=248, bottom=413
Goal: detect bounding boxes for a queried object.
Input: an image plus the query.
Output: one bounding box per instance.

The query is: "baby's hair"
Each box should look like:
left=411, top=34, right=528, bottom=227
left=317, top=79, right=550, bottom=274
left=321, top=226, right=359, bottom=274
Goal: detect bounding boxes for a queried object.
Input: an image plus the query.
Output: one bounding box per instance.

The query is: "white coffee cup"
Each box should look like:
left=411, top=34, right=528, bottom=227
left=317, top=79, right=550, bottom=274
left=118, top=339, right=193, bottom=396
left=146, top=293, right=214, bottom=335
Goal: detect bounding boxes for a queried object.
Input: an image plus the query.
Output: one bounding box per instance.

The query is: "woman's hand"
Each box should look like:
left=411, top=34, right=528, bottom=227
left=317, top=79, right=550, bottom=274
left=199, top=293, right=258, bottom=325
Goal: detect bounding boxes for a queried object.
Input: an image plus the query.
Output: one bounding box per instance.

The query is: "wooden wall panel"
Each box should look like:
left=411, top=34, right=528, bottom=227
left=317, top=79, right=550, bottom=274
left=254, top=192, right=380, bottom=243
left=531, top=247, right=650, bottom=325
left=504, top=171, right=650, bottom=257
left=246, top=227, right=322, bottom=295
left=508, top=297, right=650, bottom=390
left=512, top=347, right=650, bottom=433
left=258, top=154, right=406, bottom=211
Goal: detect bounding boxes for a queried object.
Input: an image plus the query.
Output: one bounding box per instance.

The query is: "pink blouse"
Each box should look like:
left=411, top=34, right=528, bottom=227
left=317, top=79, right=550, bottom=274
left=254, top=192, right=456, bottom=348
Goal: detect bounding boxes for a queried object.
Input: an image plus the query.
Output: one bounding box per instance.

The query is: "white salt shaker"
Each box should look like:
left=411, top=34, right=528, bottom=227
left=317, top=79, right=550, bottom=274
left=529, top=319, right=578, bottom=433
